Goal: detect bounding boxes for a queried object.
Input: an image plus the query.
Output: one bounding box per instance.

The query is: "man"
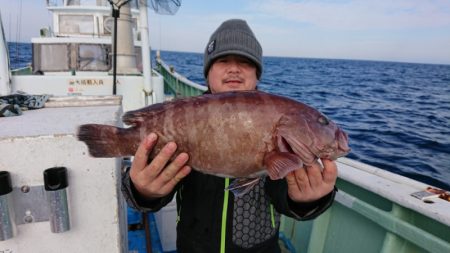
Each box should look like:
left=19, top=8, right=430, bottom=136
left=122, top=19, right=337, bottom=253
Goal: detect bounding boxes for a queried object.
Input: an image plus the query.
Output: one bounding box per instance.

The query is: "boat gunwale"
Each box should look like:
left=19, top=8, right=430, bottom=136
left=337, top=157, right=450, bottom=227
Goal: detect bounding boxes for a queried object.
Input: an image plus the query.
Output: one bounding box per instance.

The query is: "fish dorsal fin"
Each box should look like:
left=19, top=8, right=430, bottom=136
left=226, top=178, right=260, bottom=197
left=122, top=98, right=193, bottom=126
left=122, top=103, right=166, bottom=125
left=264, top=151, right=303, bottom=180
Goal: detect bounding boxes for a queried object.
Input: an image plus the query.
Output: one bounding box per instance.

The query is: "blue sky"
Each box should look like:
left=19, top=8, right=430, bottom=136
left=1, top=0, right=450, bottom=64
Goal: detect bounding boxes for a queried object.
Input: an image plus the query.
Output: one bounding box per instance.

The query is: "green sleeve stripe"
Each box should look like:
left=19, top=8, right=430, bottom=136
left=220, top=178, right=230, bottom=253
left=270, top=204, right=276, bottom=228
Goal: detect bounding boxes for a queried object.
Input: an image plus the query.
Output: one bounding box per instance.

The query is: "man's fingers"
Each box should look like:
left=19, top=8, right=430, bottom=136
left=136, top=148, right=189, bottom=198
left=161, top=165, right=192, bottom=192
left=285, top=171, right=298, bottom=188
left=132, top=133, right=158, bottom=172
left=293, top=167, right=311, bottom=192
left=286, top=160, right=338, bottom=203
left=321, top=159, right=338, bottom=184
left=305, top=160, right=323, bottom=189
left=144, top=141, right=178, bottom=179
left=159, top=152, right=190, bottom=182
left=156, top=153, right=191, bottom=195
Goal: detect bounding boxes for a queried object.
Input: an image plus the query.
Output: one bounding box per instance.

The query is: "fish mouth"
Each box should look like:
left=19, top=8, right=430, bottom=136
left=319, top=130, right=350, bottom=160
left=336, top=130, right=351, bottom=157
left=278, top=136, right=294, bottom=153
left=276, top=129, right=350, bottom=164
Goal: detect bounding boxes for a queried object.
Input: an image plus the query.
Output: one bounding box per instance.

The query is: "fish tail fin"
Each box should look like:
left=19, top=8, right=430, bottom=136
left=77, top=124, right=136, bottom=157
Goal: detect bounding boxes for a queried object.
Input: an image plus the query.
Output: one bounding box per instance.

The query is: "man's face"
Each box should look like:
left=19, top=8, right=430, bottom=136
left=207, top=55, right=258, bottom=93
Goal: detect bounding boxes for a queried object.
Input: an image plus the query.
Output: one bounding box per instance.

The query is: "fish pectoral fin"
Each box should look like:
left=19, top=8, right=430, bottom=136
left=226, top=178, right=260, bottom=197
left=264, top=151, right=303, bottom=180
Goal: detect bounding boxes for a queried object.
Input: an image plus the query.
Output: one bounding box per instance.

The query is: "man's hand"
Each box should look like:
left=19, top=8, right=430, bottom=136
left=129, top=133, right=191, bottom=199
left=285, top=159, right=337, bottom=203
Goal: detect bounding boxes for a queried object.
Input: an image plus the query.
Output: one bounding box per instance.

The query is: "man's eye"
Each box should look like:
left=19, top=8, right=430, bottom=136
left=238, top=59, right=252, bottom=65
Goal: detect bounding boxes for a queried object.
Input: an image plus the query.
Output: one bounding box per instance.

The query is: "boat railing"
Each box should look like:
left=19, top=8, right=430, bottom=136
left=11, top=66, right=32, bottom=75
left=280, top=158, right=450, bottom=253
left=155, top=55, right=207, bottom=98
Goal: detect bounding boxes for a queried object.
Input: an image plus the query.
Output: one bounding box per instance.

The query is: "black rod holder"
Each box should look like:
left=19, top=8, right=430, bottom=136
left=43, top=167, right=70, bottom=233
left=0, top=171, right=15, bottom=241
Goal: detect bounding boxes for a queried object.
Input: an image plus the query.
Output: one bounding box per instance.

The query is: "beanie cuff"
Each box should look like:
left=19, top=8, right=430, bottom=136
left=203, top=50, right=262, bottom=79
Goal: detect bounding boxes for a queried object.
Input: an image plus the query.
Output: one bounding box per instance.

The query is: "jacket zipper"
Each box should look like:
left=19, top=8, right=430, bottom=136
left=220, top=178, right=230, bottom=253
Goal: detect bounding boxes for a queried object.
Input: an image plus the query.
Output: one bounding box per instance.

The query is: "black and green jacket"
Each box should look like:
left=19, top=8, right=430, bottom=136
left=122, top=169, right=336, bottom=253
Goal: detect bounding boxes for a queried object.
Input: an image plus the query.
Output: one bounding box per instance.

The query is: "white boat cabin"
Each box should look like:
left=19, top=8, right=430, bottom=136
left=33, top=0, right=142, bottom=75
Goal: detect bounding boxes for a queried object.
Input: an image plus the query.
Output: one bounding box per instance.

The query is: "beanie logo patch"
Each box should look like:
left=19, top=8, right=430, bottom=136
left=207, top=40, right=216, bottom=54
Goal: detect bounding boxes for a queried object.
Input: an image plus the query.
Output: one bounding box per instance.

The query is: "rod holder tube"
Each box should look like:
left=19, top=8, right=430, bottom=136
left=0, top=171, right=15, bottom=241
left=44, top=167, right=70, bottom=233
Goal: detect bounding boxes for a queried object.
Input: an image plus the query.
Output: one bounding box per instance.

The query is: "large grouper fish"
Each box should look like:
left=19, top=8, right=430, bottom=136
left=78, top=91, right=350, bottom=195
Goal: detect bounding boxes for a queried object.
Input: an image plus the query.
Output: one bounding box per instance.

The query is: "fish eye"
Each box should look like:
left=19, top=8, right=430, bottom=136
left=318, top=116, right=329, bottom=125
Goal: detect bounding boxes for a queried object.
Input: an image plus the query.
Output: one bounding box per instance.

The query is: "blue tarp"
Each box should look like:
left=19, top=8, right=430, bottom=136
left=127, top=207, right=169, bottom=253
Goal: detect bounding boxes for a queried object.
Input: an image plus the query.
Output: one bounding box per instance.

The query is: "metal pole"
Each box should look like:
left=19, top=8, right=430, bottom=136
left=108, top=0, right=132, bottom=95
left=139, top=0, right=154, bottom=104
left=143, top=212, right=152, bottom=253
left=112, top=8, right=119, bottom=95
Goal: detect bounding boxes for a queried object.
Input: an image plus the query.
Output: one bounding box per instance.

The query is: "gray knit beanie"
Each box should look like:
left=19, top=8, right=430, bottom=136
left=203, top=19, right=263, bottom=79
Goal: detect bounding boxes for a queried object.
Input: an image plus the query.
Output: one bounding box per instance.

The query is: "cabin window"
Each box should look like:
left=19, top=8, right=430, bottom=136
left=67, top=0, right=81, bottom=5
left=102, top=16, right=138, bottom=36
left=103, top=16, right=113, bottom=35
left=134, top=46, right=142, bottom=72
left=131, top=18, right=138, bottom=30
left=59, top=15, right=94, bottom=35
left=33, top=44, right=70, bottom=72
left=48, top=0, right=137, bottom=8
left=78, top=44, right=111, bottom=71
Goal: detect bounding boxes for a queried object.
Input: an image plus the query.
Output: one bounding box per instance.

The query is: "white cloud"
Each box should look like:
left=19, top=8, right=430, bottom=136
left=253, top=0, right=450, bottom=30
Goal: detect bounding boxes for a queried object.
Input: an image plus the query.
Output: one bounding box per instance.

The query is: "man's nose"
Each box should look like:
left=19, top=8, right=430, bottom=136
left=226, top=61, right=241, bottom=73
